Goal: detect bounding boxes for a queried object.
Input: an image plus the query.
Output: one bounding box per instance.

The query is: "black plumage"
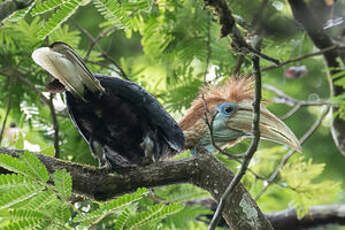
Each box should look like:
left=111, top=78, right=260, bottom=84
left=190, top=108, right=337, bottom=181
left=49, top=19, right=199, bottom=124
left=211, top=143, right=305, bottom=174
left=32, top=42, right=184, bottom=168
left=66, top=74, right=184, bottom=168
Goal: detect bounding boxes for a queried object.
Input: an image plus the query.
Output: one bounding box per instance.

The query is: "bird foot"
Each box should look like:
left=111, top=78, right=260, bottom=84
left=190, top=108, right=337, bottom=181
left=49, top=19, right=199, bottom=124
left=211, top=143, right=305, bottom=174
left=98, top=159, right=112, bottom=170
left=140, top=136, right=155, bottom=165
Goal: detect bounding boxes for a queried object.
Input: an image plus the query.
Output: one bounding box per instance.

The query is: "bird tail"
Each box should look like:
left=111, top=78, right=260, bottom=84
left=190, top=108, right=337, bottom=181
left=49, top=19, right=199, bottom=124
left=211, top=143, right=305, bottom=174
left=32, top=42, right=104, bottom=100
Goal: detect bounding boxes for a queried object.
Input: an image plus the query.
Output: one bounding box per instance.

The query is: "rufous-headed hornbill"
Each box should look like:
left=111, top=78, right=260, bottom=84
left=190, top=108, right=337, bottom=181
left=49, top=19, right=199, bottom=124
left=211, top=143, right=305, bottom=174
left=179, top=77, right=301, bottom=153
left=32, top=42, right=184, bottom=168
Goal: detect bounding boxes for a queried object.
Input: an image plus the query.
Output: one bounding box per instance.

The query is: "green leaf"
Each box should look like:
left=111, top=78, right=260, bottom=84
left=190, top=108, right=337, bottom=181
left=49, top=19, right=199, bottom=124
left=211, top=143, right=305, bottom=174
left=20, top=191, right=57, bottom=210
left=0, top=184, right=43, bottom=210
left=49, top=24, right=81, bottom=48
left=145, top=203, right=184, bottom=226
left=73, top=187, right=148, bottom=223
left=280, top=157, right=342, bottom=218
left=1, top=219, right=51, bottom=230
left=19, top=151, right=49, bottom=182
left=37, top=0, right=84, bottom=40
left=0, top=209, right=48, bottom=221
left=53, top=169, right=72, bottom=199
left=93, top=0, right=131, bottom=30
left=0, top=174, right=33, bottom=193
left=0, top=154, right=28, bottom=177
left=114, top=209, right=130, bottom=230
left=104, top=187, right=148, bottom=211
left=126, top=203, right=165, bottom=229
left=52, top=203, right=71, bottom=224
left=31, top=0, right=66, bottom=16
left=154, top=184, right=209, bottom=203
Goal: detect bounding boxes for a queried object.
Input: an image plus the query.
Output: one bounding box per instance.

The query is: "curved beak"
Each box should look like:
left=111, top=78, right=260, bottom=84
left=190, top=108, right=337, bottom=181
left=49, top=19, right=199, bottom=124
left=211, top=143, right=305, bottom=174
left=227, top=102, right=302, bottom=152
left=32, top=43, right=104, bottom=99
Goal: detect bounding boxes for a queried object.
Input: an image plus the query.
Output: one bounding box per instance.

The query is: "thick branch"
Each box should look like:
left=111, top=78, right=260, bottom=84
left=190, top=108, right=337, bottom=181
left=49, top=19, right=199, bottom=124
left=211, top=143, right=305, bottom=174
left=204, top=0, right=279, bottom=65
left=267, top=205, right=345, bottom=230
left=190, top=199, right=345, bottom=229
left=208, top=42, right=267, bottom=230
left=0, top=147, right=271, bottom=230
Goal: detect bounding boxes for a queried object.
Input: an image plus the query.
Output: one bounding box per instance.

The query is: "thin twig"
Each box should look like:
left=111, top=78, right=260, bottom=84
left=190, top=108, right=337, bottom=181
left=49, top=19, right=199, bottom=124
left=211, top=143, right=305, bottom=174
left=262, top=45, right=341, bottom=72
left=101, top=53, right=129, bottom=80
left=0, top=79, right=13, bottom=144
left=281, top=104, right=302, bottom=120
left=84, top=26, right=118, bottom=61
left=263, top=83, right=334, bottom=120
left=86, top=60, right=124, bottom=76
left=255, top=106, right=330, bottom=200
left=1, top=70, right=61, bottom=157
left=233, top=55, right=245, bottom=75
left=74, top=23, right=129, bottom=80
left=263, top=83, right=297, bottom=104
left=204, top=0, right=280, bottom=66
left=49, top=94, right=60, bottom=158
left=203, top=15, right=212, bottom=85
left=208, top=46, right=263, bottom=230
left=0, top=70, right=50, bottom=105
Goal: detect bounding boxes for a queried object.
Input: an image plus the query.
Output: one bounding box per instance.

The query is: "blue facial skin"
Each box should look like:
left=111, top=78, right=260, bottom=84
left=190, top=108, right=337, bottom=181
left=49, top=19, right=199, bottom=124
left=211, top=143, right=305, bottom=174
left=191, top=102, right=245, bottom=154
left=216, top=102, right=239, bottom=117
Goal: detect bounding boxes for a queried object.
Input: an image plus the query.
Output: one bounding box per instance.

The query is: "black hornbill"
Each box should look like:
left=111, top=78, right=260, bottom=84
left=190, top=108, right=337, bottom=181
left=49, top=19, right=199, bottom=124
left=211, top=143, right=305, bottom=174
left=32, top=42, right=184, bottom=168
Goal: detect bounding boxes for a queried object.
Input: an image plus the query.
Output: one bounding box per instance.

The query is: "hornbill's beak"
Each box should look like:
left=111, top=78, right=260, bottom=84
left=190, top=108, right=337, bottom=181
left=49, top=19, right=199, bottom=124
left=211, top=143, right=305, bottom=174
left=32, top=42, right=104, bottom=99
left=227, top=102, right=302, bottom=152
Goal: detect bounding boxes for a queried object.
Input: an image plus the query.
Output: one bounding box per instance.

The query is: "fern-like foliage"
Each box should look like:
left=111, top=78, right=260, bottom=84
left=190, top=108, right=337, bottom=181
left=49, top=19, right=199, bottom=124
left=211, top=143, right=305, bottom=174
left=73, top=187, right=148, bottom=224
left=154, top=184, right=210, bottom=203
left=20, top=152, right=49, bottom=183
left=0, top=152, right=48, bottom=182
left=93, top=0, right=132, bottom=30
left=0, top=152, right=71, bottom=229
left=0, top=174, right=33, bottom=192
left=280, top=157, right=342, bottom=218
left=53, top=169, right=72, bottom=200
left=126, top=203, right=184, bottom=229
left=31, top=0, right=67, bottom=16
left=37, top=0, right=84, bottom=40
left=114, top=208, right=130, bottom=230
left=0, top=184, right=43, bottom=210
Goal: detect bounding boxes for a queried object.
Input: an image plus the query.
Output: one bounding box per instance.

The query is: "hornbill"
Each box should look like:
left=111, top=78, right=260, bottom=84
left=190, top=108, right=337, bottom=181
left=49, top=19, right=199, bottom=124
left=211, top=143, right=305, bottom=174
left=32, top=42, right=184, bottom=168
left=180, top=77, right=302, bottom=153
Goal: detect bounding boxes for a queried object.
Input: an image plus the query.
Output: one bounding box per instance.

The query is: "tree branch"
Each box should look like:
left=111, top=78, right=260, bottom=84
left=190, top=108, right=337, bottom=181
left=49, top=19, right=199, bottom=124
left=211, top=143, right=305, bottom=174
left=208, top=43, right=267, bottom=230
left=0, top=146, right=271, bottom=230
left=204, top=0, right=280, bottom=65
left=0, top=78, right=13, bottom=144
left=262, top=45, right=341, bottom=72
left=49, top=94, right=60, bottom=158
left=267, top=205, right=345, bottom=230
left=190, top=199, right=345, bottom=229
left=73, top=23, right=129, bottom=80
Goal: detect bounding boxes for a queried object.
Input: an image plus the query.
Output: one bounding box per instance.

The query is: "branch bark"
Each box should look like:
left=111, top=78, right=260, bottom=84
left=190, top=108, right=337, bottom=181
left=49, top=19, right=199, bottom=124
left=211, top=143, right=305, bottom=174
left=267, top=205, right=345, bottom=230
left=190, top=199, right=345, bottom=229
left=0, top=146, right=271, bottom=230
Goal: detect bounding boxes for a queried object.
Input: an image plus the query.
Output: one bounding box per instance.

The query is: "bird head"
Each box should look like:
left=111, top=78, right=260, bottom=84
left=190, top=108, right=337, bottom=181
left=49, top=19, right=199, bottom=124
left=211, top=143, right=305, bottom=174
left=32, top=42, right=104, bottom=100
left=179, top=77, right=302, bottom=153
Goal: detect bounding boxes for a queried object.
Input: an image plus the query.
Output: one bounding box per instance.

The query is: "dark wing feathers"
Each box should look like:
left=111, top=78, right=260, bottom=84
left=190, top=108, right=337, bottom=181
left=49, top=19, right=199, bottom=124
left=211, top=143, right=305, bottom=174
left=94, top=74, right=184, bottom=152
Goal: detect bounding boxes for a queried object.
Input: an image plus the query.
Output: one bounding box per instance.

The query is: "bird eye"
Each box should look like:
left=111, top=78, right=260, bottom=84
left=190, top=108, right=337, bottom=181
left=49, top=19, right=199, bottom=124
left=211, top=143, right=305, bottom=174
left=216, top=102, right=238, bottom=116
left=225, top=107, right=233, bottom=114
